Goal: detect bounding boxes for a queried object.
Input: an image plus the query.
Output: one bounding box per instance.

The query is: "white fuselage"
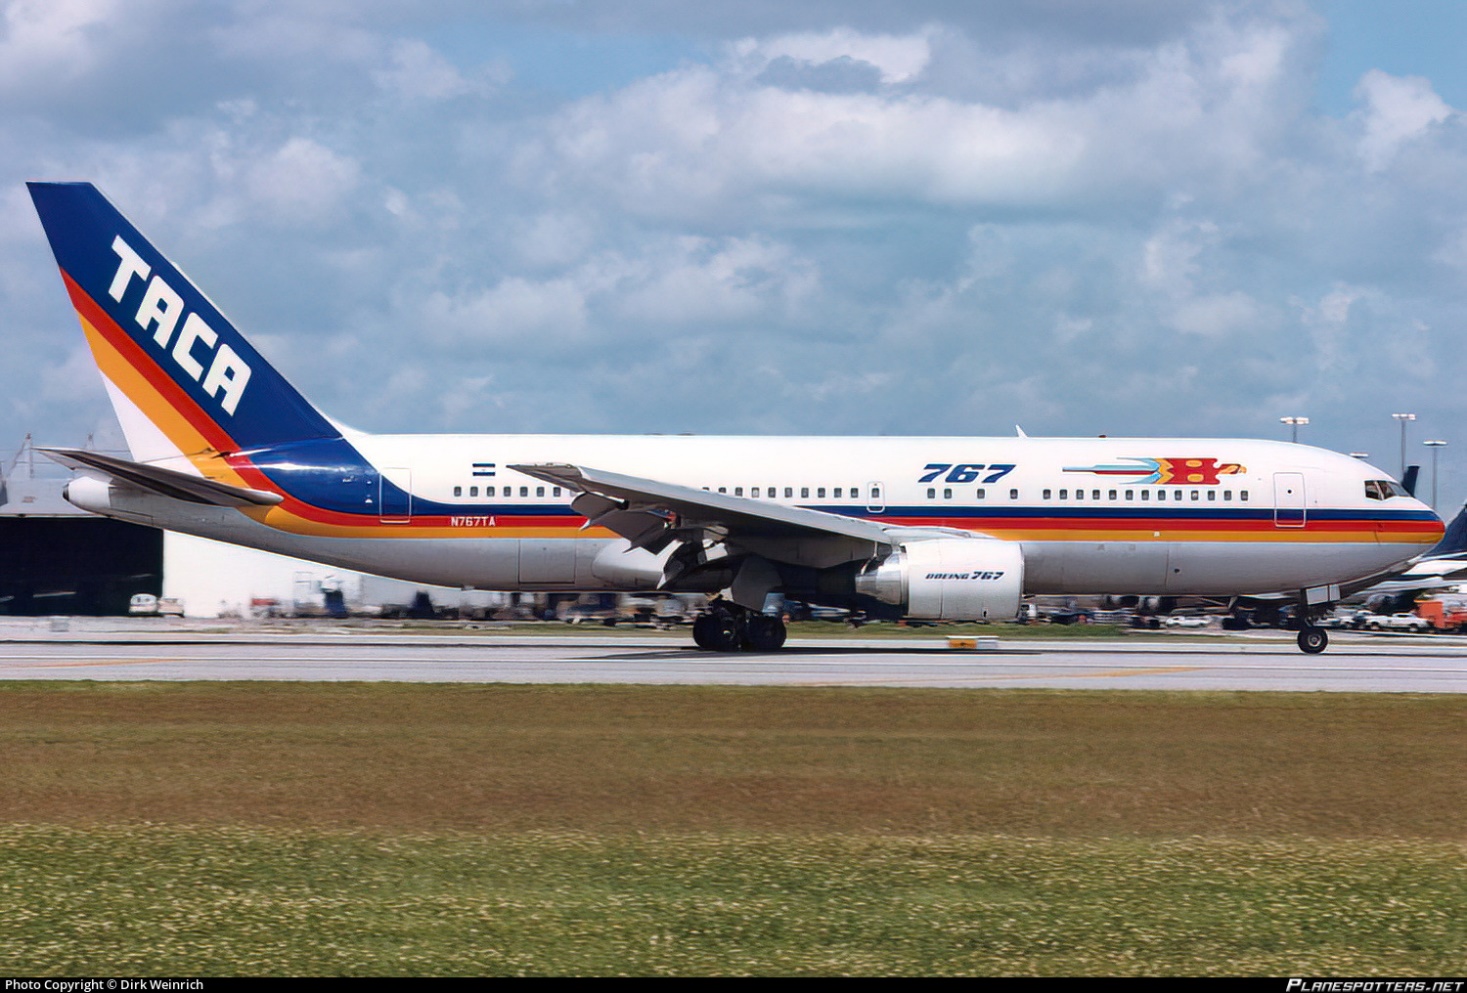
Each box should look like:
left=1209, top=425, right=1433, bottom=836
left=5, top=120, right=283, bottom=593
left=75, top=433, right=1441, bottom=600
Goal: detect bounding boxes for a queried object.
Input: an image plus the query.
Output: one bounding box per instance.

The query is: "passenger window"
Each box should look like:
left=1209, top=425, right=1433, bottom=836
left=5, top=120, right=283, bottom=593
left=1223, top=491, right=1232, bottom=502
left=1156, top=490, right=1166, bottom=502
left=976, top=488, right=986, bottom=500
left=1108, top=490, right=1117, bottom=501
left=785, top=487, right=793, bottom=498
left=487, top=486, right=496, bottom=497
left=926, top=488, right=935, bottom=499
left=751, top=487, right=760, bottom=498
left=454, top=486, right=462, bottom=497
left=1060, top=489, right=1068, bottom=500
left=1092, top=490, right=1100, bottom=501
left=817, top=487, right=826, bottom=498
left=1241, top=491, right=1249, bottom=501
left=1074, top=489, right=1083, bottom=501
left=519, top=486, right=528, bottom=497
left=1009, top=488, right=1018, bottom=500
left=1141, top=490, right=1149, bottom=502
left=1043, top=489, right=1052, bottom=500
left=553, top=487, right=561, bottom=497
left=1191, top=490, right=1199, bottom=501
left=1207, top=490, right=1216, bottom=501
left=735, top=487, right=743, bottom=496
left=718, top=487, right=727, bottom=494
left=834, top=488, right=842, bottom=499
left=800, top=487, right=809, bottom=498
left=1125, top=490, right=1134, bottom=500
left=536, top=486, right=545, bottom=497
left=943, top=488, right=952, bottom=499
left=469, top=486, right=477, bottom=497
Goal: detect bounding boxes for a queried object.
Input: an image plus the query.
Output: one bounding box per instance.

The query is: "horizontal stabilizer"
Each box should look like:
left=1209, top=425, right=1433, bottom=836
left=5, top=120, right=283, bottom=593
left=39, top=447, right=284, bottom=507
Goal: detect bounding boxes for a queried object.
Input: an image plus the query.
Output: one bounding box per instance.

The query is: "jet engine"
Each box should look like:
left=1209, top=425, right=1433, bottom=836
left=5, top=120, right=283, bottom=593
left=854, top=539, right=1025, bottom=621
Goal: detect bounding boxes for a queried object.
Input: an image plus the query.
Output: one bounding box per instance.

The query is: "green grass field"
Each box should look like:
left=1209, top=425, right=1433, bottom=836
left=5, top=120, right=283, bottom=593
left=1, top=682, right=1463, bottom=975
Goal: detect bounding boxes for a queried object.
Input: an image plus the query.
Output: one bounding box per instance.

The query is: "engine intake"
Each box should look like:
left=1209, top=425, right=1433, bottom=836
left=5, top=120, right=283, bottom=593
left=855, top=539, right=1025, bottom=621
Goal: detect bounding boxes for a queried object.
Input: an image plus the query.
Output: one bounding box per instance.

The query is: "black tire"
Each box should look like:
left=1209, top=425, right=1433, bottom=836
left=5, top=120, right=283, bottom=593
left=744, top=614, right=787, bottom=652
left=693, top=609, right=743, bottom=652
left=692, top=612, right=716, bottom=650
left=1298, top=627, right=1328, bottom=654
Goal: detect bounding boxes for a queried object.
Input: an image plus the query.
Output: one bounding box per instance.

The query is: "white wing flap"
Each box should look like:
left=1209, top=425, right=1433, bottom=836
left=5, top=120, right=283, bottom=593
left=512, top=462, right=900, bottom=567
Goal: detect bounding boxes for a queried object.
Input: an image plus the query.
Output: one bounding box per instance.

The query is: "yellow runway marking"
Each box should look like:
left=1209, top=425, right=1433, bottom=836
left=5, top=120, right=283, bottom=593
left=1081, top=665, right=1203, bottom=678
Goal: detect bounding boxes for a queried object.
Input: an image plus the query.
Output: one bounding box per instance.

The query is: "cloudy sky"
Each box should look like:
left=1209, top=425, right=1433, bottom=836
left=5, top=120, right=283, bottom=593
left=5, top=0, right=1467, bottom=506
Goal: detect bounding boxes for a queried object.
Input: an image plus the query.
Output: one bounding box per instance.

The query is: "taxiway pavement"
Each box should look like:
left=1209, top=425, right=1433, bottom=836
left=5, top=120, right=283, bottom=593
left=0, top=626, right=1463, bottom=692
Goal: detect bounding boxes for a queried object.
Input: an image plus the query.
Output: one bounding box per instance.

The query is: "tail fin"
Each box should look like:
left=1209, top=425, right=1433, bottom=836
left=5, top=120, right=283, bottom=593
left=1401, top=464, right=1421, bottom=498
left=1429, top=502, right=1467, bottom=558
left=27, top=182, right=339, bottom=471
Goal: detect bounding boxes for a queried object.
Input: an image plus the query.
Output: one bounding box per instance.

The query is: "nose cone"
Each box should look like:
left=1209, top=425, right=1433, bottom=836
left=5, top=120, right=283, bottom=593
left=1411, top=498, right=1446, bottom=550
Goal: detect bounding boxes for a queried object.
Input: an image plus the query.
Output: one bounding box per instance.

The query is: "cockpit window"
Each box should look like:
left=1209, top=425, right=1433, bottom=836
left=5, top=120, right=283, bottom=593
left=1365, top=479, right=1409, bottom=500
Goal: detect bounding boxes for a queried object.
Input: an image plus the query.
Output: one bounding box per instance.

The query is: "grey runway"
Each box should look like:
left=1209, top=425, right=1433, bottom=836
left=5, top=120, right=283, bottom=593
left=0, top=631, right=1464, bottom=692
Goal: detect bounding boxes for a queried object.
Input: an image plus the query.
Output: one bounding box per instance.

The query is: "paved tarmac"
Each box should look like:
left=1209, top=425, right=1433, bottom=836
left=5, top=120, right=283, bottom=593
left=0, top=620, right=1463, bottom=692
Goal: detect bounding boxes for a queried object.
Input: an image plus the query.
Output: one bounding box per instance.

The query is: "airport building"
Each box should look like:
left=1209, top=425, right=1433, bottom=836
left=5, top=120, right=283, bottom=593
left=0, top=437, right=163, bottom=615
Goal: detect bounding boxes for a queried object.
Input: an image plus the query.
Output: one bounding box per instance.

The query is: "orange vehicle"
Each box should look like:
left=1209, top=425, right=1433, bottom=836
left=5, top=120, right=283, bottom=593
left=1415, top=598, right=1467, bottom=632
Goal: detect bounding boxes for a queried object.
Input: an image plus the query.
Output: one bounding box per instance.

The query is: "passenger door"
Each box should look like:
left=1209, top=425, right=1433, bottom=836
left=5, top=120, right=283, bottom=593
left=1273, top=472, right=1305, bottom=528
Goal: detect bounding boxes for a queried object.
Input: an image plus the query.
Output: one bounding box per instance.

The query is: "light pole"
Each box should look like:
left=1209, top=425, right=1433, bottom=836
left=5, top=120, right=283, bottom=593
left=1280, top=416, right=1309, bottom=444
left=1424, top=439, right=1447, bottom=509
left=1392, top=413, right=1416, bottom=478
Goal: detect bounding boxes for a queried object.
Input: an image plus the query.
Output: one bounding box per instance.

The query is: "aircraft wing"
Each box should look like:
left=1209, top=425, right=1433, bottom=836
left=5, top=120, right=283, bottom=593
left=511, top=462, right=985, bottom=571
left=39, top=448, right=284, bottom=508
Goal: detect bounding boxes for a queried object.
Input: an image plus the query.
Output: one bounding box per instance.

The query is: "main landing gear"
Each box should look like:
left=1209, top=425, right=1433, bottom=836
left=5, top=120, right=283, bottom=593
left=1297, top=626, right=1328, bottom=654
left=692, top=603, right=787, bottom=653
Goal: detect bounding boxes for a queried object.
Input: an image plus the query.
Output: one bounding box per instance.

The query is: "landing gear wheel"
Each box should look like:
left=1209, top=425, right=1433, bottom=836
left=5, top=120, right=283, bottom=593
left=744, top=614, right=787, bottom=652
left=1297, top=626, right=1328, bottom=654
left=692, top=613, right=716, bottom=650
left=693, top=609, right=743, bottom=652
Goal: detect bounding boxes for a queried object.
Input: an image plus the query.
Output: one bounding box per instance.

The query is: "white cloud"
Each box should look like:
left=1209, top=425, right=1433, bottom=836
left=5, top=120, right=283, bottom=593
left=421, top=276, right=589, bottom=345
left=372, top=38, right=507, bottom=101
left=1168, top=290, right=1259, bottom=337
left=244, top=137, right=362, bottom=224
left=610, top=236, right=820, bottom=326
left=534, top=62, right=1089, bottom=216
left=524, top=15, right=1317, bottom=223
left=733, top=26, right=934, bottom=84
left=411, top=233, right=818, bottom=351
left=0, top=0, right=124, bottom=90
left=1353, top=69, right=1454, bottom=172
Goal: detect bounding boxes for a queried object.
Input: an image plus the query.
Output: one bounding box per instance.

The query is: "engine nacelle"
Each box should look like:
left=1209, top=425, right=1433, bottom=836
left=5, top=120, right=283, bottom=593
left=855, top=539, right=1025, bottom=621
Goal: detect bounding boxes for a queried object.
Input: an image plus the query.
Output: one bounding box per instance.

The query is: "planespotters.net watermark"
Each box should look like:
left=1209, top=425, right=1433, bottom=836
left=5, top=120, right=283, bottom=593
left=1287, top=982, right=1464, bottom=992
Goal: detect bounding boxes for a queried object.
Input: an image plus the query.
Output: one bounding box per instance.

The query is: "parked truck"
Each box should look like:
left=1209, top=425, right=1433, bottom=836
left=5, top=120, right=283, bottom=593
left=1415, top=598, right=1467, bottom=633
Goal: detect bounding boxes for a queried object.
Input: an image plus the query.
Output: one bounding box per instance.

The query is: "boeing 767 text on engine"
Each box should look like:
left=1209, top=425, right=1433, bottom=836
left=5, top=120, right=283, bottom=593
left=26, top=182, right=1443, bottom=653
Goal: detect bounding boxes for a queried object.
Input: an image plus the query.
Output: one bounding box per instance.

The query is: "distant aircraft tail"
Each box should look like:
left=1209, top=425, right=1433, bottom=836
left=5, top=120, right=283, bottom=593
left=1401, top=464, right=1421, bottom=498
left=26, top=182, right=340, bottom=472
left=1428, top=501, right=1467, bottom=558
